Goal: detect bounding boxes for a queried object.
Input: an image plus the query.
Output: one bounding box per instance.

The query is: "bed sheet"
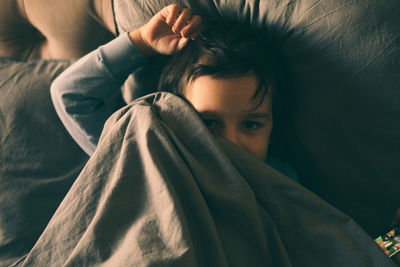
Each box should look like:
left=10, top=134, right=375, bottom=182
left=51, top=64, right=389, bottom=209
left=20, top=93, right=395, bottom=266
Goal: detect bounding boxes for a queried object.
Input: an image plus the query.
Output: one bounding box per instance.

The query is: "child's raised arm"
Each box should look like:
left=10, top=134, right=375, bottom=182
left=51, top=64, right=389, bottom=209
left=50, top=4, right=201, bottom=155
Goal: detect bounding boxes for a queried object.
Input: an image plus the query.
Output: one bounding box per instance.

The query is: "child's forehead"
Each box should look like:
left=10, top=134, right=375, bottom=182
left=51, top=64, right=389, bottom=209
left=184, top=75, right=272, bottom=114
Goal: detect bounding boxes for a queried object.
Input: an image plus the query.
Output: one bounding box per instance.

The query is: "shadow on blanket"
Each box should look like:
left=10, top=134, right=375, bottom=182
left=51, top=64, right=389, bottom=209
left=20, top=93, right=395, bottom=266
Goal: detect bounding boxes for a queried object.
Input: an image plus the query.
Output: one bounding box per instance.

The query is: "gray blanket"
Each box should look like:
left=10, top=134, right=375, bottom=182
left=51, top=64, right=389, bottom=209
left=20, top=93, right=395, bottom=266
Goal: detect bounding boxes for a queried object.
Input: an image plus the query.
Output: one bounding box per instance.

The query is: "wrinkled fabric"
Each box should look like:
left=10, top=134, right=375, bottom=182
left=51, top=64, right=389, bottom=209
left=0, top=59, right=89, bottom=266
left=114, top=0, right=400, bottom=237
left=21, top=93, right=395, bottom=267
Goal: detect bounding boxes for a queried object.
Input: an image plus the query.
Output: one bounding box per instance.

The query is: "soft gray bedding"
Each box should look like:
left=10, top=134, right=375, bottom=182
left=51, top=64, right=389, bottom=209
left=19, top=93, right=395, bottom=266
left=0, top=0, right=399, bottom=265
left=0, top=59, right=89, bottom=266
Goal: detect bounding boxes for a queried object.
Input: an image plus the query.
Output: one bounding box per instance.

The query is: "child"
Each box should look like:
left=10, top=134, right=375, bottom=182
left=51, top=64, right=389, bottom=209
left=51, top=4, right=296, bottom=179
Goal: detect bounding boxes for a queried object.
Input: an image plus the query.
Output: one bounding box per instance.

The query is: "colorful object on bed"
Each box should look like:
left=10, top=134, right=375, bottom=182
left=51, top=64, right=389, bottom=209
left=375, top=223, right=400, bottom=258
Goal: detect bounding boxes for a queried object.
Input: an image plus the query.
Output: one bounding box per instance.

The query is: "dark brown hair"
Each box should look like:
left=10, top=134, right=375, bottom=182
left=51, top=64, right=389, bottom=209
left=158, top=19, right=293, bottom=144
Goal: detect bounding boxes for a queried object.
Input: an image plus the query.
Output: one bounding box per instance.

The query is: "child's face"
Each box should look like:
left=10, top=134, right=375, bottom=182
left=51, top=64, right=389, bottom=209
left=184, top=74, right=273, bottom=160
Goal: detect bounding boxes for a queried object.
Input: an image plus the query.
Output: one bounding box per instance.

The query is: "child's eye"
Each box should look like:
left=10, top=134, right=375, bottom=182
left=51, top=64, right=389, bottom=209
left=242, top=121, right=262, bottom=131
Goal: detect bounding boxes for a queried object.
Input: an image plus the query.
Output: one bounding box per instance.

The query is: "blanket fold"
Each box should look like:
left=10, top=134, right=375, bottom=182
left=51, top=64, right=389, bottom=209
left=21, top=92, right=395, bottom=267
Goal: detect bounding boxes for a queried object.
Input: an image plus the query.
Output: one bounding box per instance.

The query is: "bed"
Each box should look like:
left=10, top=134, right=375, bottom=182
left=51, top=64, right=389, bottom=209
left=0, top=0, right=399, bottom=266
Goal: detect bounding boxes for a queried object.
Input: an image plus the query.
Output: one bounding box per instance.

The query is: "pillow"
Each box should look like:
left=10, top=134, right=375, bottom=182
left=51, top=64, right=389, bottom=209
left=113, top=0, right=400, bottom=237
left=0, top=0, right=115, bottom=60
left=0, top=59, right=88, bottom=266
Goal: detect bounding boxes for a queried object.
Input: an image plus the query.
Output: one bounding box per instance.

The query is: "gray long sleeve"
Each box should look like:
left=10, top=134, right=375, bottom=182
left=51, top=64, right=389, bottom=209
left=51, top=33, right=147, bottom=156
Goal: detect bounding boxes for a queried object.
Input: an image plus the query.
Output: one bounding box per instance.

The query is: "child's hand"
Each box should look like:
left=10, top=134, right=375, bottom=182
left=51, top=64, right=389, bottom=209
left=129, top=4, right=202, bottom=56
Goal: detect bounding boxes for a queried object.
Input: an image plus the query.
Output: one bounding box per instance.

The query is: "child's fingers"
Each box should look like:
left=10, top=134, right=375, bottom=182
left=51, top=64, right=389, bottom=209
left=163, top=4, right=181, bottom=26
left=182, top=15, right=202, bottom=38
left=173, top=8, right=192, bottom=33
left=187, top=23, right=205, bottom=40
left=178, top=37, right=190, bottom=50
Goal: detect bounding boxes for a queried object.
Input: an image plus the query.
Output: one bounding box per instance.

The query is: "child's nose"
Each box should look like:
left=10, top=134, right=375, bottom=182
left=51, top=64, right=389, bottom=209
left=222, top=127, right=242, bottom=147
